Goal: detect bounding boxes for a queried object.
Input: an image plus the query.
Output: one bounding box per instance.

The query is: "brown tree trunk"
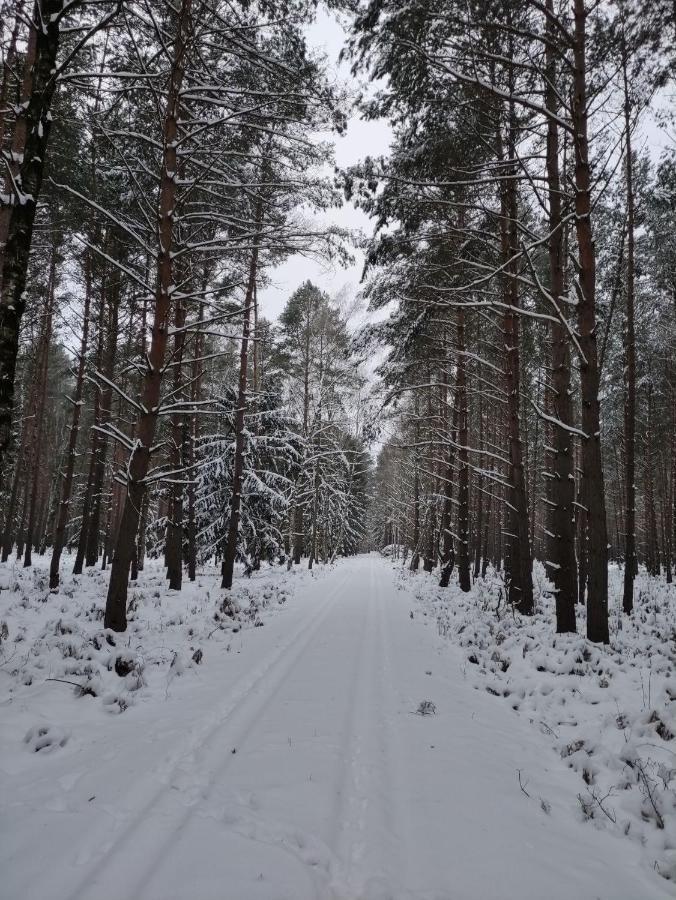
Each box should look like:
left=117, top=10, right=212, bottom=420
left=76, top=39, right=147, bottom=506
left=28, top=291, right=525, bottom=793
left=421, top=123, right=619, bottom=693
left=621, top=31, right=637, bottom=614
left=165, top=293, right=186, bottom=590
left=23, top=244, right=56, bottom=567
left=186, top=300, right=204, bottom=581
left=473, top=392, right=484, bottom=580
left=1, top=449, right=24, bottom=560
left=16, top=472, right=30, bottom=560
left=0, top=9, right=22, bottom=171
left=499, top=110, right=533, bottom=614
left=85, top=263, right=120, bottom=568
left=49, top=250, right=92, bottom=588
left=72, top=274, right=108, bottom=574
left=644, top=384, right=661, bottom=575
left=293, top=294, right=313, bottom=566
left=0, top=1, right=61, bottom=469
left=572, top=0, right=609, bottom=642
left=544, top=0, right=577, bottom=632
left=456, top=307, right=471, bottom=592
left=308, top=333, right=324, bottom=571
left=410, top=411, right=421, bottom=571
left=439, top=383, right=459, bottom=588
left=104, top=0, right=193, bottom=630
left=222, top=214, right=261, bottom=589
left=668, top=350, right=676, bottom=583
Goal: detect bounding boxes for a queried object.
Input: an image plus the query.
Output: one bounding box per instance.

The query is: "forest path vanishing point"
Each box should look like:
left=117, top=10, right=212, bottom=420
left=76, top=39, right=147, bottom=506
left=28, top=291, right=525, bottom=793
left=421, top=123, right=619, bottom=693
left=2, top=555, right=669, bottom=900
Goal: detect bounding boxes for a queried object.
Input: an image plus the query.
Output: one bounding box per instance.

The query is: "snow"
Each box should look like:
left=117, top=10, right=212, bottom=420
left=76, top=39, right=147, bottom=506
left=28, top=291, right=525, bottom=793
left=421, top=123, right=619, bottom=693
left=409, top=559, right=676, bottom=888
left=0, top=554, right=672, bottom=899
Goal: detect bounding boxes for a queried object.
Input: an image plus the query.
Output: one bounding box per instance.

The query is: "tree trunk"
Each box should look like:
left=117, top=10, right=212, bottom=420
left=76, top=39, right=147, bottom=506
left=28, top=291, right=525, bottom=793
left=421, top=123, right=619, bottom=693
left=439, top=374, right=459, bottom=588
left=0, top=11, right=22, bottom=188
left=572, top=0, right=609, bottom=642
left=456, top=307, right=471, bottom=592
left=186, top=301, right=204, bottom=582
left=410, top=444, right=421, bottom=570
left=104, top=0, right=193, bottom=631
left=1, top=449, right=23, bottom=560
left=165, top=294, right=186, bottom=590
left=49, top=250, right=92, bottom=588
left=621, top=31, right=637, bottom=614
left=544, top=0, right=577, bottom=632
left=23, top=245, right=55, bottom=567
left=222, top=214, right=261, bottom=589
left=72, top=273, right=108, bottom=574
left=473, top=392, right=484, bottom=580
left=85, top=266, right=120, bottom=567
left=499, top=109, right=533, bottom=614
left=644, top=384, right=661, bottom=575
left=308, top=333, right=324, bottom=571
left=0, top=1, right=61, bottom=469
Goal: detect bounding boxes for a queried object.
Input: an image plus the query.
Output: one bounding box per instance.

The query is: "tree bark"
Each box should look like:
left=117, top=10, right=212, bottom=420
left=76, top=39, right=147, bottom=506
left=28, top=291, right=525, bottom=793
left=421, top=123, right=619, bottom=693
left=572, top=0, right=609, bottom=643
left=23, top=242, right=56, bottom=567
left=499, top=109, right=533, bottom=614
left=49, top=250, right=92, bottom=588
left=544, top=0, right=577, bottom=632
left=620, top=30, right=637, bottom=614
left=222, top=211, right=261, bottom=589
left=165, top=293, right=186, bottom=590
left=104, top=0, right=193, bottom=631
left=85, top=262, right=120, bottom=568
left=186, top=301, right=204, bottom=582
left=456, top=307, right=471, bottom=592
left=439, top=369, right=459, bottom=587
left=0, top=1, right=61, bottom=470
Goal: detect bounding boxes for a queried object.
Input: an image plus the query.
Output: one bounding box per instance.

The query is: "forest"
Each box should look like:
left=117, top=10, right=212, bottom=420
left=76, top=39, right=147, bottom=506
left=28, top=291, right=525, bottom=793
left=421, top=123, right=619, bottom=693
left=1, top=1, right=676, bottom=898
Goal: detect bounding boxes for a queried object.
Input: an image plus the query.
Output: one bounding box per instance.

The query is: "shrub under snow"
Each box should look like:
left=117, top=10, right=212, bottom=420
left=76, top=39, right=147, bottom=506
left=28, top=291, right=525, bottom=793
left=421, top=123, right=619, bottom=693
left=0, top=557, right=291, bottom=720
left=407, top=560, right=676, bottom=882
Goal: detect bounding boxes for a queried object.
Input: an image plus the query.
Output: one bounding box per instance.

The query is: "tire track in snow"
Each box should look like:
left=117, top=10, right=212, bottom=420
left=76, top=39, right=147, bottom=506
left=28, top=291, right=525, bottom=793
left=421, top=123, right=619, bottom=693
left=33, top=568, right=349, bottom=900
left=326, top=566, right=376, bottom=884
left=326, top=559, right=409, bottom=900
left=374, top=567, right=417, bottom=897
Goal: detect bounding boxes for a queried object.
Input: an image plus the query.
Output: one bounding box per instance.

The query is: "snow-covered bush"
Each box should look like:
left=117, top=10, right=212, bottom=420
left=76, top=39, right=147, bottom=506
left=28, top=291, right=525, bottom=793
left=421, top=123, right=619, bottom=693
left=408, top=562, right=676, bottom=880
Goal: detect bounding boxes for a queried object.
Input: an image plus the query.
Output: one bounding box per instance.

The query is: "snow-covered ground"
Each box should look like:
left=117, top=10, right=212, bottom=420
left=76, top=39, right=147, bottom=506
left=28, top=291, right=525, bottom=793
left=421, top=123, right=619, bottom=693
left=0, top=553, right=673, bottom=899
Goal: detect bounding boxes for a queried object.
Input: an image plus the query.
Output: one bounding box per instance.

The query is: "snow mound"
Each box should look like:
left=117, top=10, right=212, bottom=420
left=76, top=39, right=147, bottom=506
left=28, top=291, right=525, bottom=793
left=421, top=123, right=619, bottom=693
left=0, top=557, right=293, bottom=720
left=23, top=723, right=70, bottom=753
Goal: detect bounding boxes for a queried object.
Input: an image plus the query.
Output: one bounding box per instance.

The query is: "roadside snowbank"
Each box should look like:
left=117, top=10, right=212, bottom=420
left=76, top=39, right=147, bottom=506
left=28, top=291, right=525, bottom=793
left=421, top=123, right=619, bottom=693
left=406, top=559, right=676, bottom=882
left=0, top=557, right=292, bottom=722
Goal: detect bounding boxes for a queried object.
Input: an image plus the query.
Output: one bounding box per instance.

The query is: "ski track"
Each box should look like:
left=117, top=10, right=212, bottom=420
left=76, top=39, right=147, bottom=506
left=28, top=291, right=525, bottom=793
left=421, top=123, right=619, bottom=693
left=26, top=567, right=348, bottom=900
left=7, top=555, right=674, bottom=900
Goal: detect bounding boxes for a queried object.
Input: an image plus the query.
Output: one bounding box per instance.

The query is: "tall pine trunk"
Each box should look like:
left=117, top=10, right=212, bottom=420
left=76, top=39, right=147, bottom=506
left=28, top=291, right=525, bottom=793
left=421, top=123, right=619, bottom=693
left=0, top=1, right=60, bottom=469
left=572, top=0, right=609, bottom=643
left=23, top=245, right=56, bottom=567
left=49, top=250, right=92, bottom=588
left=222, top=213, right=261, bottom=589
left=499, top=109, right=533, bottom=614
left=544, top=0, right=576, bottom=632
left=621, top=31, right=637, bottom=614
left=104, top=0, right=193, bottom=631
left=456, top=307, right=471, bottom=592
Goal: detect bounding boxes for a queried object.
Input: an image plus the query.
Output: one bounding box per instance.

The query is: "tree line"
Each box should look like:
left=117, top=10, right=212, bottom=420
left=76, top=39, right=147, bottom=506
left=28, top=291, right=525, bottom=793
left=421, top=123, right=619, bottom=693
left=0, top=0, right=370, bottom=631
left=352, top=0, right=675, bottom=642
left=2, top=0, right=675, bottom=646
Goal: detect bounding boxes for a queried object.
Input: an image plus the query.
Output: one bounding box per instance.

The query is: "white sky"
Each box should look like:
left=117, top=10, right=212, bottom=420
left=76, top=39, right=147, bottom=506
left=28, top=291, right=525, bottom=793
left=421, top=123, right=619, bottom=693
left=257, top=10, right=393, bottom=323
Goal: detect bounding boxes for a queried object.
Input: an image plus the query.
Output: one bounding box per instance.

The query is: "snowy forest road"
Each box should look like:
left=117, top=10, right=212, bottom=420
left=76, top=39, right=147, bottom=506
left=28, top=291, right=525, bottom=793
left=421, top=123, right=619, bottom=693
left=3, top=555, right=669, bottom=900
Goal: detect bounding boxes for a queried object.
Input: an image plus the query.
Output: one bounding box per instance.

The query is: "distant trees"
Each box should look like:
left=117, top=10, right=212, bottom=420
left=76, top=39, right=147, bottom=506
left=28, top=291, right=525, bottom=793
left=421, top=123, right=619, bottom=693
left=352, top=0, right=675, bottom=641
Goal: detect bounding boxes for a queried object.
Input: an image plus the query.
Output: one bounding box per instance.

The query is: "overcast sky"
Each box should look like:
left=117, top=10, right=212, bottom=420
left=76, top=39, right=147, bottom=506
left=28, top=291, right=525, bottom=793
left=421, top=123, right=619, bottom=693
left=257, top=10, right=392, bottom=323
